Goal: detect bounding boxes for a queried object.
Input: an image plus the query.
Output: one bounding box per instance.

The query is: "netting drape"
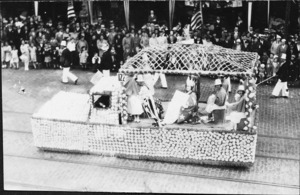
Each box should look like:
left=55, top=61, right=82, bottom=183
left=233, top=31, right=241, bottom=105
left=120, top=43, right=258, bottom=76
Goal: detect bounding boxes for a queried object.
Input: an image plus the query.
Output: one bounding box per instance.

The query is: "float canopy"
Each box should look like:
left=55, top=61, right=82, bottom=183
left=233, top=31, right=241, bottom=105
left=119, top=43, right=258, bottom=77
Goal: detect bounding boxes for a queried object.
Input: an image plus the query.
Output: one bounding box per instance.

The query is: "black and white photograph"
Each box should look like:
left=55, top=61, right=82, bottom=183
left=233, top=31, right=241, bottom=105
left=1, top=0, right=300, bottom=193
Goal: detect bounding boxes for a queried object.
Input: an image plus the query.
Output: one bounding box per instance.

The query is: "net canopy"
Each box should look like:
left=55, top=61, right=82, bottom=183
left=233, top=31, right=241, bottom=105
left=119, top=43, right=258, bottom=77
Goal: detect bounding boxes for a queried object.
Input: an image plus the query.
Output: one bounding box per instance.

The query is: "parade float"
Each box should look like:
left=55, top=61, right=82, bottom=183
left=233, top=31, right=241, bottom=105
left=32, top=43, right=259, bottom=167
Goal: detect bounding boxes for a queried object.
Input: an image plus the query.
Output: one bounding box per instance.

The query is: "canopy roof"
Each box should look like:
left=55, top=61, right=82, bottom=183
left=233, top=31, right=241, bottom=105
left=119, top=43, right=258, bottom=77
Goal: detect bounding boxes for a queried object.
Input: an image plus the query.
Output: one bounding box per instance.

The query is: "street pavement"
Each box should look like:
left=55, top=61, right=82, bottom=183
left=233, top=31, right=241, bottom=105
left=2, top=67, right=300, bottom=193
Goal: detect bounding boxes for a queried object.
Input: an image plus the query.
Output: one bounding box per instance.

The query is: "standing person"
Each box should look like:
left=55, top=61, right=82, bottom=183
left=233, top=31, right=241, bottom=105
left=270, top=54, right=290, bottom=98
left=122, top=31, right=134, bottom=58
left=114, top=30, right=124, bottom=63
left=271, top=35, right=281, bottom=55
left=28, top=42, right=37, bottom=69
left=278, top=38, right=290, bottom=63
left=125, top=74, right=146, bottom=123
left=100, top=44, right=112, bottom=71
left=132, top=31, right=141, bottom=51
left=44, top=42, right=52, bottom=69
left=79, top=46, right=89, bottom=70
left=3, top=41, right=12, bottom=69
left=91, top=52, right=101, bottom=72
left=60, top=41, right=78, bottom=84
left=149, top=33, right=158, bottom=47
left=77, top=33, right=89, bottom=54
left=11, top=45, right=19, bottom=69
left=67, top=37, right=78, bottom=69
left=140, top=31, right=150, bottom=49
left=148, top=10, right=157, bottom=24
left=20, top=40, right=30, bottom=71
left=52, top=47, right=60, bottom=69
left=97, top=34, right=109, bottom=57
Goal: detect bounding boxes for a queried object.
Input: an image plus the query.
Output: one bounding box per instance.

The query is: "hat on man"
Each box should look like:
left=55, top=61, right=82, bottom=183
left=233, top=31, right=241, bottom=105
left=260, top=64, right=265, bottom=68
left=60, top=40, right=67, bottom=47
left=237, top=85, right=245, bottom=92
left=273, top=55, right=278, bottom=58
left=281, top=53, right=286, bottom=60
left=136, top=74, right=144, bottom=82
left=264, top=28, right=269, bottom=33
left=236, top=39, right=241, bottom=43
left=276, top=34, right=281, bottom=39
left=101, top=43, right=109, bottom=51
left=214, top=79, right=222, bottom=86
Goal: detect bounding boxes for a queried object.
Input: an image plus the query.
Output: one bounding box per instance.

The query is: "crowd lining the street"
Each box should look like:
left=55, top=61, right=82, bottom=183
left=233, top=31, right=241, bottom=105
left=1, top=11, right=300, bottom=85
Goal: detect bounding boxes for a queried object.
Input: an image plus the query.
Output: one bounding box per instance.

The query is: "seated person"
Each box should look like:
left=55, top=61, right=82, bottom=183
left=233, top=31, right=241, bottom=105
left=226, top=85, right=248, bottom=128
left=176, top=76, right=198, bottom=124
left=227, top=85, right=247, bottom=113
left=199, top=78, right=227, bottom=121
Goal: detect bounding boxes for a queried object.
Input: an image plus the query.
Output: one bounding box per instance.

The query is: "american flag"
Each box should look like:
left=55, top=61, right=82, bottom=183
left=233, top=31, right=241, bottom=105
left=190, top=1, right=203, bottom=31
left=67, top=0, right=76, bottom=19
left=191, top=10, right=202, bottom=30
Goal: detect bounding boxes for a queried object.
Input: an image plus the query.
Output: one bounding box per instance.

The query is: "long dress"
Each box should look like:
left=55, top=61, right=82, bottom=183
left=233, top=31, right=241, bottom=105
left=29, top=46, right=37, bottom=62
left=125, top=78, right=143, bottom=115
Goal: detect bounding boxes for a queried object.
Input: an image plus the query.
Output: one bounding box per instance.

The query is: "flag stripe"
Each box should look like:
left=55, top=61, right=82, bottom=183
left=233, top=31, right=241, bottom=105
left=67, top=0, right=75, bottom=19
left=191, top=10, right=202, bottom=30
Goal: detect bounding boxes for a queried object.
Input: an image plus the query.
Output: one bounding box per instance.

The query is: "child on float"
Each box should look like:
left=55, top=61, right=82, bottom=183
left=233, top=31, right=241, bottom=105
left=29, top=42, right=37, bottom=69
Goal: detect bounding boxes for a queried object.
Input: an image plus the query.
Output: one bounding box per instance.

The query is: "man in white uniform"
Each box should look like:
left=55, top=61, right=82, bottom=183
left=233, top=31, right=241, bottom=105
left=60, top=41, right=78, bottom=84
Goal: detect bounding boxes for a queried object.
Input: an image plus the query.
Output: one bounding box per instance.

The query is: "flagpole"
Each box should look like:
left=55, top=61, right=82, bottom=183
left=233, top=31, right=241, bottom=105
left=34, top=1, right=39, bottom=16
left=248, top=1, right=252, bottom=31
left=199, top=0, right=203, bottom=24
left=267, top=0, right=270, bottom=26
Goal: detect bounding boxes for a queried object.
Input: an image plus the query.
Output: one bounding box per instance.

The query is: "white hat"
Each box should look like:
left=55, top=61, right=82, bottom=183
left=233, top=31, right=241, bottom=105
left=136, top=74, right=144, bottom=82
left=236, top=39, right=241, bottom=42
left=260, top=64, right=265, bottom=68
left=101, top=43, right=109, bottom=51
left=276, top=34, right=281, bottom=39
left=281, top=53, right=286, bottom=59
left=273, top=55, right=278, bottom=58
left=282, top=38, right=286, bottom=42
left=237, top=85, right=245, bottom=92
left=142, top=53, right=149, bottom=61
left=186, top=78, right=195, bottom=87
left=60, top=40, right=67, bottom=47
left=214, top=79, right=222, bottom=86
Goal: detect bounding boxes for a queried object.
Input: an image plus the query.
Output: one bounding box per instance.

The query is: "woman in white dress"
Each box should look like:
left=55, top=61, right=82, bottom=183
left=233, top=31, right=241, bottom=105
left=124, top=74, right=144, bottom=123
left=20, top=40, right=30, bottom=71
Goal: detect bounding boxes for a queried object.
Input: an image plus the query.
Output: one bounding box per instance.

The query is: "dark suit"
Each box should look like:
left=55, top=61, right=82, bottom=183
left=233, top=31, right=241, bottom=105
left=60, top=48, right=72, bottom=68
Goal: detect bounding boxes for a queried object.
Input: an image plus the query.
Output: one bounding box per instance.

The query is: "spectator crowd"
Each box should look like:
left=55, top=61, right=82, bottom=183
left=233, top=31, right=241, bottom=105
left=1, top=11, right=300, bottom=85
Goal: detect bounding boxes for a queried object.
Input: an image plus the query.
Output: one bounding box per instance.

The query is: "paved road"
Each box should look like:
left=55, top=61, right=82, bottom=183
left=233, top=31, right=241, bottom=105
left=2, top=68, right=300, bottom=193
